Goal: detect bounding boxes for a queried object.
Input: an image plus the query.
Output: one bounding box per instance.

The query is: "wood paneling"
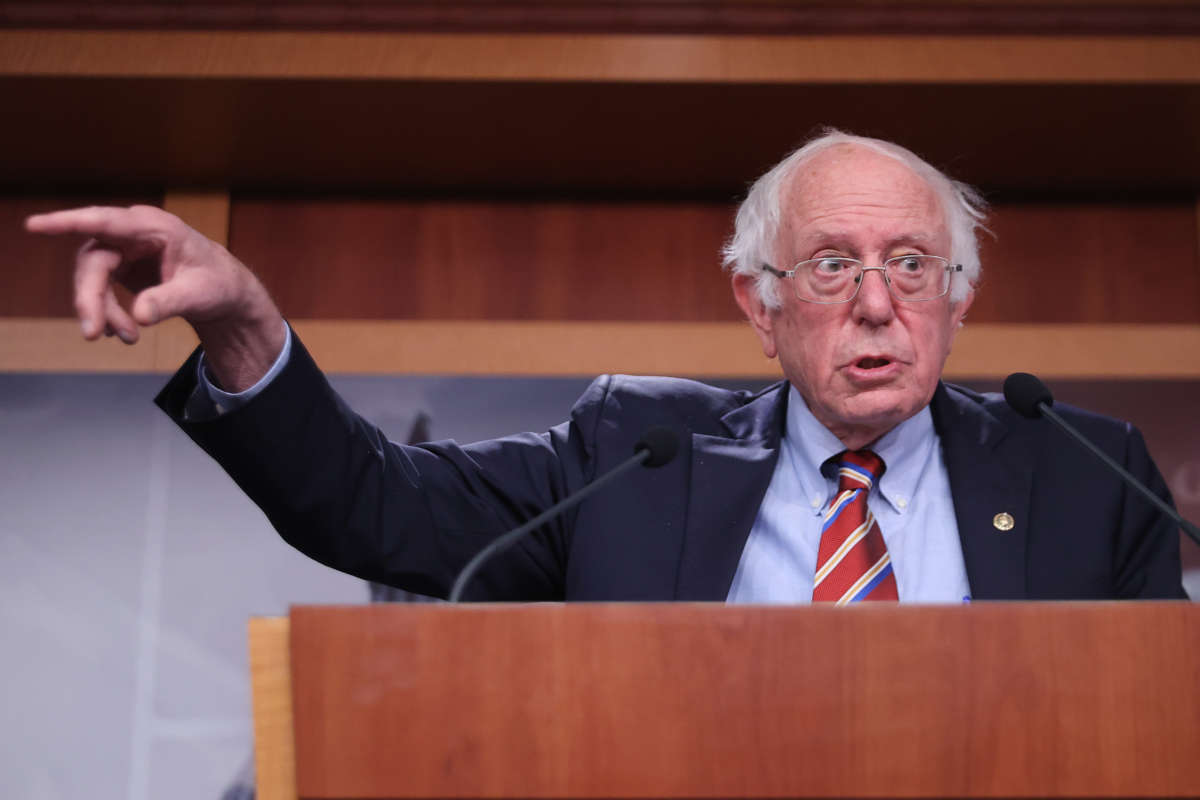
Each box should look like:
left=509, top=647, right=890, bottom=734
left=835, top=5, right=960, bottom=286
left=289, top=320, right=1200, bottom=378
left=2, top=26, right=1197, bottom=376
left=9, top=196, right=1196, bottom=328
left=288, top=603, right=1200, bottom=798
left=163, top=189, right=229, bottom=245
left=4, top=31, right=1200, bottom=82
left=945, top=323, right=1200, bottom=378
left=0, top=318, right=196, bottom=372
left=0, top=192, right=161, bottom=318
left=4, top=78, right=1198, bottom=195
left=5, top=318, right=1197, bottom=380
left=971, top=202, right=1200, bottom=323
left=230, top=199, right=737, bottom=322
left=225, top=198, right=1199, bottom=323
left=6, top=0, right=1200, bottom=35
left=1, top=30, right=1197, bottom=196
left=282, top=320, right=768, bottom=376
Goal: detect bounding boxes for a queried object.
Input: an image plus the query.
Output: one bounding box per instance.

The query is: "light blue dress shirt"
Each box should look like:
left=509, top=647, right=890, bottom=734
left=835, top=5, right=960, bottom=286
left=727, top=385, right=972, bottom=604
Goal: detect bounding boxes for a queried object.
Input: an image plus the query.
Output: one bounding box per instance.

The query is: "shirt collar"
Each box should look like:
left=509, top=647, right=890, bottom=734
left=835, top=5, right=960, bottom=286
left=783, top=384, right=937, bottom=516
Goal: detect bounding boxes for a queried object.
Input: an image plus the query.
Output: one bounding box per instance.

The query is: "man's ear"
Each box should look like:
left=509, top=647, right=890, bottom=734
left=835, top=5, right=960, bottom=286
left=732, top=272, right=778, bottom=360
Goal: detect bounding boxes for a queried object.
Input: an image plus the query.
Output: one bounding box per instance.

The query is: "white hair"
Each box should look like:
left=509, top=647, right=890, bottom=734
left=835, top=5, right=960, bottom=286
left=722, top=129, right=988, bottom=308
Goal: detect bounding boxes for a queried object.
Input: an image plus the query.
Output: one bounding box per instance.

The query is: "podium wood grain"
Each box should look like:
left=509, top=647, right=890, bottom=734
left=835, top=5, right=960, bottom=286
left=286, top=603, right=1200, bottom=799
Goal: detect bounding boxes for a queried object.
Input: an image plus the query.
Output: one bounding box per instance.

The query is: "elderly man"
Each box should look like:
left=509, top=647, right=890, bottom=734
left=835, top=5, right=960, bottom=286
left=27, top=131, right=1186, bottom=602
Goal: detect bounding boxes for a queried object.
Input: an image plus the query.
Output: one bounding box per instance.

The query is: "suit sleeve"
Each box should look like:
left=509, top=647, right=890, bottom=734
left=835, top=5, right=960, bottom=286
left=154, top=334, right=614, bottom=601
left=1112, top=424, right=1189, bottom=599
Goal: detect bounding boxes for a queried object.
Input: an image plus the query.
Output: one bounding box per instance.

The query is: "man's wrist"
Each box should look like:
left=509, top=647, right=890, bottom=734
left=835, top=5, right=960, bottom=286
left=192, top=300, right=287, bottom=392
left=198, top=319, right=292, bottom=411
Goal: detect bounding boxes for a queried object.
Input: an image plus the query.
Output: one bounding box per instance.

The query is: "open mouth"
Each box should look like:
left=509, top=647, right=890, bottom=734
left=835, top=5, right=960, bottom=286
left=856, top=357, right=892, bottom=370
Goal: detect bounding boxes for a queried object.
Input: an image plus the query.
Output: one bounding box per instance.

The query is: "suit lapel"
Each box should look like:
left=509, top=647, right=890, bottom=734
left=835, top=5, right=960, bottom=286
left=675, top=384, right=787, bottom=600
left=932, top=383, right=1033, bottom=600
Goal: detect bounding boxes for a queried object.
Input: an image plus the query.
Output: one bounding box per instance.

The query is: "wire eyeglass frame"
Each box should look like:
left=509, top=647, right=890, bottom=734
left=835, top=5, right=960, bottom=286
left=761, top=255, right=964, bottom=305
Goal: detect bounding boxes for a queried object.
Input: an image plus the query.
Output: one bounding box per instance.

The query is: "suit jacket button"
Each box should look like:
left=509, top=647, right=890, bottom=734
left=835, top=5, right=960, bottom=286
left=993, top=512, right=1015, bottom=531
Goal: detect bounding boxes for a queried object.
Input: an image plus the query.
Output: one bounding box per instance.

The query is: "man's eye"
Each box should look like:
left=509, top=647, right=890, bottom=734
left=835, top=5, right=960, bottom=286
left=815, top=259, right=848, bottom=274
left=895, top=256, right=924, bottom=273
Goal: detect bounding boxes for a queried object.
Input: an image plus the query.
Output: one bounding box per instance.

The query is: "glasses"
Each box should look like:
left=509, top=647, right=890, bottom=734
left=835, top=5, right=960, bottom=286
left=762, top=255, right=963, bottom=304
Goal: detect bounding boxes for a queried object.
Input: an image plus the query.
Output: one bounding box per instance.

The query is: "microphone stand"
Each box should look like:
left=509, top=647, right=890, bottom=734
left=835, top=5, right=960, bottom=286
left=1036, top=401, right=1200, bottom=549
left=449, top=448, right=655, bottom=603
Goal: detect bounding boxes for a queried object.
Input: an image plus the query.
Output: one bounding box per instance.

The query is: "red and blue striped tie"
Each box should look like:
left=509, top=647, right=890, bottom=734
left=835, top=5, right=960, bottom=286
left=812, top=450, right=899, bottom=604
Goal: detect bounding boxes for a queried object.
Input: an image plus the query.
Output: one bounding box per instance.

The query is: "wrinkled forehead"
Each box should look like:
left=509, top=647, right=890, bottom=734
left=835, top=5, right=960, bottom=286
left=775, top=144, right=950, bottom=258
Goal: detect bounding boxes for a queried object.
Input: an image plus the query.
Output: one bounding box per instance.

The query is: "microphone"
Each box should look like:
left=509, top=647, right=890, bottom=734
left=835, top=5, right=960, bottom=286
left=1001, top=372, right=1054, bottom=419
left=1002, top=372, right=1200, bottom=548
left=448, top=426, right=681, bottom=602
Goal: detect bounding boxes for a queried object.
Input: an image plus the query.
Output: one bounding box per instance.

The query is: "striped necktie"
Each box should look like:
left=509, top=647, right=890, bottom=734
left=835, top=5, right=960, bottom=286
left=812, top=450, right=899, bottom=604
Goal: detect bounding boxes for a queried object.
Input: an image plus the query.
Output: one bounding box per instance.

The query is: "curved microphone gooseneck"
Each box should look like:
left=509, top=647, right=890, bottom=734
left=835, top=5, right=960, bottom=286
left=1003, top=372, right=1200, bottom=549
left=448, top=427, right=680, bottom=602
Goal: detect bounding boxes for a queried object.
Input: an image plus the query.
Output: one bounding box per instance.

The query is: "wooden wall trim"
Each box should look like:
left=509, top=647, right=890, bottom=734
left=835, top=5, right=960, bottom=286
left=0, top=317, right=199, bottom=373
left=3, top=0, right=1199, bottom=36
left=3, top=30, right=1199, bottom=83
left=945, top=324, right=1200, bottom=380
left=2, top=319, right=1198, bottom=379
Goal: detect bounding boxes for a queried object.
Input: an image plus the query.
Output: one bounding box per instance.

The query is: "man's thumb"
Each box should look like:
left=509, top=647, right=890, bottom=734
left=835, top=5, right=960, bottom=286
left=131, top=286, right=174, bottom=326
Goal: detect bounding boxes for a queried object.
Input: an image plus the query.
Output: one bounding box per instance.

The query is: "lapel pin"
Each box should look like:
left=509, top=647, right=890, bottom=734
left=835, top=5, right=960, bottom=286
left=993, top=512, right=1015, bottom=531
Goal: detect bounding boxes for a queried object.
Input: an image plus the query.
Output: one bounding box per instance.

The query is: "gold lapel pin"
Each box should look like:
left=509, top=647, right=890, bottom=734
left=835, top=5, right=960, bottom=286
left=993, top=512, right=1015, bottom=531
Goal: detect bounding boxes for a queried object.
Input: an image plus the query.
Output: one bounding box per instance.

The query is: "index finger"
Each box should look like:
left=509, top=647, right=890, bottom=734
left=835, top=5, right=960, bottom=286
left=24, top=205, right=169, bottom=242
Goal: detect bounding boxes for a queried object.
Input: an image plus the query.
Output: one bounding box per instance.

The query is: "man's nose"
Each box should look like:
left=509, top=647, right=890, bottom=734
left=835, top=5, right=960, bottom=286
left=852, top=267, right=896, bottom=323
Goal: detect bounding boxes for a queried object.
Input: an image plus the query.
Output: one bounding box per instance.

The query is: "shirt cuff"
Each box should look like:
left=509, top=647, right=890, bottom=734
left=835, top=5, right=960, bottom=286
left=197, top=320, right=293, bottom=413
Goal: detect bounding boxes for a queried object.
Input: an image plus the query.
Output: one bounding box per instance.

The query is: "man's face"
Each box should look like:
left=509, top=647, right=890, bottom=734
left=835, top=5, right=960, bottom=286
left=734, top=145, right=974, bottom=449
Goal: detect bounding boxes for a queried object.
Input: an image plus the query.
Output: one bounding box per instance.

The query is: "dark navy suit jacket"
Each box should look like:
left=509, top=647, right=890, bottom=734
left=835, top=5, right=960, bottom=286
left=157, top=336, right=1187, bottom=602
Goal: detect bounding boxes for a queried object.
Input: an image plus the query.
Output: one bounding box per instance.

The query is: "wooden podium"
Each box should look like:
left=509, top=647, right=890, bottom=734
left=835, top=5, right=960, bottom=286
left=249, top=603, right=1200, bottom=799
